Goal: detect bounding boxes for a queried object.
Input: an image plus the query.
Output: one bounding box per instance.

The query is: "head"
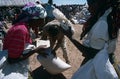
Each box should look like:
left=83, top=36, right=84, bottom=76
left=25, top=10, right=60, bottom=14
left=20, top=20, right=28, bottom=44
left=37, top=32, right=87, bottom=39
left=80, top=0, right=120, bottom=40
left=48, top=25, right=59, bottom=37
left=87, top=0, right=110, bottom=16
left=12, top=2, right=47, bottom=27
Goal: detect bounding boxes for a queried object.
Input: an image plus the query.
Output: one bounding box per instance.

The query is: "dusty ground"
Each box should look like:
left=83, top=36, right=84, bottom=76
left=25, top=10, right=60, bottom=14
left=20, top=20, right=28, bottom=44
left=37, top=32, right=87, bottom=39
left=27, top=24, right=120, bottom=79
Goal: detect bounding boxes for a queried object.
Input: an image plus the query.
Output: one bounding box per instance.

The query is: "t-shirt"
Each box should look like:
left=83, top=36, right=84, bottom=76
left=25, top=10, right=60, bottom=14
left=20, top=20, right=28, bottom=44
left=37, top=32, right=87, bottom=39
left=83, top=8, right=116, bottom=53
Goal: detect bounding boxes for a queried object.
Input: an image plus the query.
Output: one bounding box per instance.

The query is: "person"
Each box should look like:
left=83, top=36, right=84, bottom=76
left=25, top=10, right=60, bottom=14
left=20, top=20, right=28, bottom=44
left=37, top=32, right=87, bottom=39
left=60, top=0, right=120, bottom=79
left=3, top=2, right=47, bottom=64
left=41, top=20, right=70, bottom=63
left=42, top=3, right=56, bottom=24
left=0, top=2, right=48, bottom=79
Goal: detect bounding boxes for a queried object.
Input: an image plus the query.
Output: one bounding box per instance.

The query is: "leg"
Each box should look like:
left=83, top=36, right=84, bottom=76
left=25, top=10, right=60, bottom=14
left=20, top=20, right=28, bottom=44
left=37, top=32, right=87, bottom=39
left=61, top=38, right=70, bottom=64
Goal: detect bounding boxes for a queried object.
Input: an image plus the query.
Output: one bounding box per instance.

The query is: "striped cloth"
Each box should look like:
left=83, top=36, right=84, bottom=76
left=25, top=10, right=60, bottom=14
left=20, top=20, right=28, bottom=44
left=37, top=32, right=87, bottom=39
left=3, top=22, right=32, bottom=58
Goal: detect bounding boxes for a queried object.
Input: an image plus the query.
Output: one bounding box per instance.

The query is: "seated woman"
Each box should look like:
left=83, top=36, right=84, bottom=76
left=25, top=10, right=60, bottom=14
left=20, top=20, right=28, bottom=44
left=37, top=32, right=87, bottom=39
left=3, top=2, right=47, bottom=63
left=0, top=2, right=47, bottom=79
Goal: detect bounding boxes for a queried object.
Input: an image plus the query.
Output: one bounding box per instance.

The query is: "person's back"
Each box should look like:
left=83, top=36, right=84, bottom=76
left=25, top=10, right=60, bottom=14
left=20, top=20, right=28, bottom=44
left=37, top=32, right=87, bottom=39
left=3, top=22, right=31, bottom=58
left=41, top=20, right=70, bottom=63
left=3, top=2, right=47, bottom=63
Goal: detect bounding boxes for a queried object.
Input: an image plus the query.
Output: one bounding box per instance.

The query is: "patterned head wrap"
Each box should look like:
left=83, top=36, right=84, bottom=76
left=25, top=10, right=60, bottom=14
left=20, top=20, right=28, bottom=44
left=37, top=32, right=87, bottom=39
left=22, top=2, right=47, bottom=19
left=12, top=2, right=47, bottom=24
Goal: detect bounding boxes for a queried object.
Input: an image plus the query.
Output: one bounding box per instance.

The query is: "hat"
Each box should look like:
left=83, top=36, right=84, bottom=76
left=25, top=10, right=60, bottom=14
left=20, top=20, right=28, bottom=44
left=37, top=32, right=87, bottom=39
left=22, top=2, right=47, bottom=19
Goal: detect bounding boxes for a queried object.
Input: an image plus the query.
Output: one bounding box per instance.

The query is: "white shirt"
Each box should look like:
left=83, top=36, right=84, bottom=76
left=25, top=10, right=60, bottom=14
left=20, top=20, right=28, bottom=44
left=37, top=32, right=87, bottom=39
left=83, top=8, right=117, bottom=53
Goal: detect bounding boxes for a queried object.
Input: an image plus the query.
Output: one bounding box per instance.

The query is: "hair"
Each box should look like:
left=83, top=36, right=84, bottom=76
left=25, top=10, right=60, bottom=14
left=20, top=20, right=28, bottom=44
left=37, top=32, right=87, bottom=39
left=80, top=0, right=120, bottom=40
left=48, top=25, right=59, bottom=37
left=12, top=11, right=31, bottom=25
left=36, top=1, right=40, bottom=4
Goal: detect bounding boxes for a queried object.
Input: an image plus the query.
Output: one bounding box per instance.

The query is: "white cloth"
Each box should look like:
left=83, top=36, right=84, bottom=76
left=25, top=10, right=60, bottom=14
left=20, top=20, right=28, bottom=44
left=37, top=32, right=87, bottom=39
left=23, top=43, right=35, bottom=54
left=72, top=8, right=119, bottom=79
left=71, top=44, right=119, bottom=79
left=0, top=43, right=32, bottom=79
left=37, top=48, right=71, bottom=75
left=83, top=8, right=116, bottom=53
left=0, top=59, right=29, bottom=79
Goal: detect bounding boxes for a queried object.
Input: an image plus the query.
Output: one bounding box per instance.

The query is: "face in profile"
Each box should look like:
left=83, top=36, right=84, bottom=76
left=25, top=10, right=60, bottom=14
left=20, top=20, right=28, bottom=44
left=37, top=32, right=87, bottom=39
left=28, top=19, right=45, bottom=28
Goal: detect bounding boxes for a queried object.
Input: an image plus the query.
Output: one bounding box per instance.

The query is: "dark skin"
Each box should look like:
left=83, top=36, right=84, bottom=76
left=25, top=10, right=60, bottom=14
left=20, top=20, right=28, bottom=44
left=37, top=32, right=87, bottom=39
left=61, top=1, right=117, bottom=65
left=8, top=45, right=48, bottom=64
left=8, top=19, right=48, bottom=64
left=41, top=25, right=65, bottom=56
left=61, top=3, right=102, bottom=65
left=60, top=25, right=100, bottom=65
left=29, top=18, right=45, bottom=38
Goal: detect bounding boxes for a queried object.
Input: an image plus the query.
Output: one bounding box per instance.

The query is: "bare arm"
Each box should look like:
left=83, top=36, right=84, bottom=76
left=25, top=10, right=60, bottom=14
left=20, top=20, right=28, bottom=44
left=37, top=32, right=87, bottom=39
left=60, top=26, right=100, bottom=57
left=8, top=45, right=48, bottom=64
left=21, top=45, right=47, bottom=59
left=41, top=30, right=48, bottom=40
left=53, top=34, right=64, bottom=51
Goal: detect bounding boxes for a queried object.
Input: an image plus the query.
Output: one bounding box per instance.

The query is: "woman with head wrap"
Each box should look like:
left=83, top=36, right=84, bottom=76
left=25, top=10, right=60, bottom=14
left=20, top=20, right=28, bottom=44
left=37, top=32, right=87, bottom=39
left=3, top=2, right=47, bottom=63
left=0, top=2, right=47, bottom=79
left=60, top=0, right=120, bottom=78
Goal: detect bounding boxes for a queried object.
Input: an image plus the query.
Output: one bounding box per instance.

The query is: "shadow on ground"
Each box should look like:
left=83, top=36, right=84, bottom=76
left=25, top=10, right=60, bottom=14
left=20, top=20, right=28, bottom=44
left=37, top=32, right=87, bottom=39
left=31, top=66, right=67, bottom=79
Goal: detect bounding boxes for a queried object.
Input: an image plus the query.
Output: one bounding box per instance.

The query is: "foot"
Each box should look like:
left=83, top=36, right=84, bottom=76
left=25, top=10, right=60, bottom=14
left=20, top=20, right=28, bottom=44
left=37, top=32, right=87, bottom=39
left=66, top=60, right=70, bottom=64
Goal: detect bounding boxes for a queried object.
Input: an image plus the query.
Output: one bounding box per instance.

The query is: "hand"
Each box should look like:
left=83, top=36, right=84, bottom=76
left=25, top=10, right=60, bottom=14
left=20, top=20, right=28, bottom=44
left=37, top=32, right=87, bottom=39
left=60, top=25, right=74, bottom=39
left=35, top=45, right=48, bottom=52
left=39, top=52, right=48, bottom=58
left=51, top=50, right=57, bottom=57
left=36, top=47, right=50, bottom=58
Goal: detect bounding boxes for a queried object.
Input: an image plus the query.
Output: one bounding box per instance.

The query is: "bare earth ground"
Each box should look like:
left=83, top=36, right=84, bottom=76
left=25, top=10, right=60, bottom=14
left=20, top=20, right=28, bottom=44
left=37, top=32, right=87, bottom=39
left=7, top=23, right=120, bottom=79
left=29, top=24, right=120, bottom=79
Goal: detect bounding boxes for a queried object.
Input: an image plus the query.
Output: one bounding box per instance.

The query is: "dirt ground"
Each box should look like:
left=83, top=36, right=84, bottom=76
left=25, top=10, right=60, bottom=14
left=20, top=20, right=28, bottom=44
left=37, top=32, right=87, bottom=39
left=27, top=24, right=120, bottom=79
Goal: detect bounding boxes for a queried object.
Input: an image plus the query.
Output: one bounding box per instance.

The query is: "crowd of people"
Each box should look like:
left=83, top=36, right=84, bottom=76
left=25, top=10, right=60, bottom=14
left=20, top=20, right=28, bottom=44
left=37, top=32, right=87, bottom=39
left=0, top=0, right=120, bottom=79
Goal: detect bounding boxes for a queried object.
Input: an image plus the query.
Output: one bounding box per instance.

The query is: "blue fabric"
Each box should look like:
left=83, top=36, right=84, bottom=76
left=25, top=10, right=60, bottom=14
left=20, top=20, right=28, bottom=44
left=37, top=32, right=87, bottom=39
left=22, top=2, right=47, bottom=19
left=44, top=4, right=55, bottom=18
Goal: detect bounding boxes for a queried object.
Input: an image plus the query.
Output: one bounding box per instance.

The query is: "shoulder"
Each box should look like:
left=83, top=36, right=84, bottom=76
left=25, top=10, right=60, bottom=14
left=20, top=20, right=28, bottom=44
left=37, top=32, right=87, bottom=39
left=11, top=23, right=28, bottom=34
left=43, top=20, right=60, bottom=29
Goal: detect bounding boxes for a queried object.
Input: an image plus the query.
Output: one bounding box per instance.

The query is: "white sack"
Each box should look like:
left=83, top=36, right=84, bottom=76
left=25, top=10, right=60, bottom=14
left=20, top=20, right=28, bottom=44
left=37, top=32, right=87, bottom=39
left=72, top=44, right=118, bottom=79
left=37, top=48, right=71, bottom=75
left=0, top=59, right=29, bottom=79
left=53, top=8, right=67, bottom=21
